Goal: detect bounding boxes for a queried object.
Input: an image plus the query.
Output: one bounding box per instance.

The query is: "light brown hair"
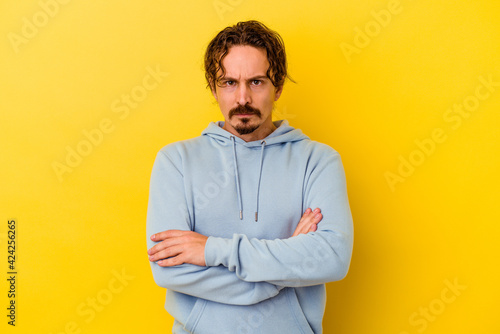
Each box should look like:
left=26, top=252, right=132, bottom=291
left=204, top=20, right=294, bottom=92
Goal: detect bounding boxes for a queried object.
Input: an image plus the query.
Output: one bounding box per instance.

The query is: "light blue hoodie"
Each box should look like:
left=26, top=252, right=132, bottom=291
left=147, top=120, right=354, bottom=334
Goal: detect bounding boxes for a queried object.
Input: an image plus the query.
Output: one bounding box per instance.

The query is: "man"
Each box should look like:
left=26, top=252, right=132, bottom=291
left=146, top=20, right=354, bottom=333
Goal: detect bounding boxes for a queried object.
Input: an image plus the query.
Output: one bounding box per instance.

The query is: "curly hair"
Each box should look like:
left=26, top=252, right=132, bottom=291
left=204, top=20, right=294, bottom=92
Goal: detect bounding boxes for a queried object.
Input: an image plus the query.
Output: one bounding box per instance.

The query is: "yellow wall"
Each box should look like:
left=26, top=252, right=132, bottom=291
left=1, top=0, right=499, bottom=333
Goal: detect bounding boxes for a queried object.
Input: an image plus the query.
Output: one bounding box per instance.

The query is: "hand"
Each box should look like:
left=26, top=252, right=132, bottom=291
left=148, top=230, right=208, bottom=267
left=291, top=208, right=322, bottom=237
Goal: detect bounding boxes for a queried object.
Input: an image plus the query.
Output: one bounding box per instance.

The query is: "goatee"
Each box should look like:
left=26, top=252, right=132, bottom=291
left=229, top=104, right=262, bottom=135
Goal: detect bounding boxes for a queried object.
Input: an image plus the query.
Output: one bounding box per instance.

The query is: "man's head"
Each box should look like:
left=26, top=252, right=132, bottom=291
left=204, top=20, right=292, bottom=140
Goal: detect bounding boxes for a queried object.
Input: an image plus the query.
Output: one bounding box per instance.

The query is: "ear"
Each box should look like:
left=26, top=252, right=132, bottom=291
left=274, top=85, right=283, bottom=101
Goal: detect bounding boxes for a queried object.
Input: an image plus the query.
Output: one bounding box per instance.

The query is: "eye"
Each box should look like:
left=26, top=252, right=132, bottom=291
left=252, top=80, right=262, bottom=85
left=225, top=80, right=235, bottom=86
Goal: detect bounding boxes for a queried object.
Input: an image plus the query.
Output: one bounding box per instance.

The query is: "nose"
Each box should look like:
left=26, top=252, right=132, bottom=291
left=236, top=83, right=252, bottom=105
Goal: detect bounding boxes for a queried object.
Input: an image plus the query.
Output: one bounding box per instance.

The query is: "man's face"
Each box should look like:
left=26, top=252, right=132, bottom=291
left=211, top=45, right=283, bottom=141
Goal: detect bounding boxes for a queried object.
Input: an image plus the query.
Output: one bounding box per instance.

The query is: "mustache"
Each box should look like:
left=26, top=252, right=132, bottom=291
left=229, top=104, right=262, bottom=118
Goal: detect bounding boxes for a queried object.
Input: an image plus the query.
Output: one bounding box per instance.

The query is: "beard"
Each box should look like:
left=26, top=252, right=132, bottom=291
left=229, top=104, right=262, bottom=135
left=234, top=122, right=258, bottom=135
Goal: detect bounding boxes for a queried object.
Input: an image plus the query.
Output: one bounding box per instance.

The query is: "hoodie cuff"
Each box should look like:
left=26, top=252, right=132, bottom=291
left=205, top=236, right=232, bottom=267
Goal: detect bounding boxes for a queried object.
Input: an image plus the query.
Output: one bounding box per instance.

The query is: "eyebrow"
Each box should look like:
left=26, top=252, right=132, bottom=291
left=221, top=75, right=269, bottom=82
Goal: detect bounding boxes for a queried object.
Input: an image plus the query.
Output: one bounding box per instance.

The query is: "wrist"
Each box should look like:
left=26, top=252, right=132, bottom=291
left=204, top=236, right=232, bottom=267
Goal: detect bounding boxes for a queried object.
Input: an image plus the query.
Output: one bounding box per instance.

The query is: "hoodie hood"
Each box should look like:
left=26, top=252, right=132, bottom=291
left=201, top=120, right=309, bottom=222
left=201, top=120, right=309, bottom=146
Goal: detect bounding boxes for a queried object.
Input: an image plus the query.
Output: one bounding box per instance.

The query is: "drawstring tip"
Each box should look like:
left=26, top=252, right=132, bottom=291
left=239, top=210, right=243, bottom=220
left=255, top=212, right=258, bottom=222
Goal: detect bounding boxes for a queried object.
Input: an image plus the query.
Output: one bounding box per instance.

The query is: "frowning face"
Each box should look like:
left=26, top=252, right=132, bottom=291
left=211, top=45, right=283, bottom=142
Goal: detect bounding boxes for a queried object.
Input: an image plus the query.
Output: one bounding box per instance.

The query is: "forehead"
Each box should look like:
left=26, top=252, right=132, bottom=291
left=220, top=45, right=269, bottom=78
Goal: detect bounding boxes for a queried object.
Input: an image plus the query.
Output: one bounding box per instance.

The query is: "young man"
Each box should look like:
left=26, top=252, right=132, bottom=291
left=146, top=20, right=354, bottom=333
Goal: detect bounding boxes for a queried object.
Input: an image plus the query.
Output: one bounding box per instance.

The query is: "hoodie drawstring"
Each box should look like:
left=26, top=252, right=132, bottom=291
left=230, top=136, right=267, bottom=222
left=255, top=140, right=266, bottom=222
left=230, top=136, right=243, bottom=220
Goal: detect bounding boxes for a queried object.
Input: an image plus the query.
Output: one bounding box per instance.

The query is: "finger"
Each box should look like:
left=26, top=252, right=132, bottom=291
left=292, top=210, right=313, bottom=237
left=148, top=236, right=185, bottom=256
left=303, top=214, right=321, bottom=234
left=149, top=245, right=184, bottom=262
left=292, top=211, right=322, bottom=237
left=157, top=255, right=184, bottom=267
left=148, top=230, right=191, bottom=255
left=293, top=208, right=317, bottom=231
left=299, top=208, right=320, bottom=223
left=298, top=208, right=314, bottom=224
left=150, top=229, right=186, bottom=242
left=156, top=246, right=203, bottom=267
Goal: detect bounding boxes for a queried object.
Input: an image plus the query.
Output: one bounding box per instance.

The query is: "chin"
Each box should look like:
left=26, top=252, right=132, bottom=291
left=234, top=122, right=259, bottom=135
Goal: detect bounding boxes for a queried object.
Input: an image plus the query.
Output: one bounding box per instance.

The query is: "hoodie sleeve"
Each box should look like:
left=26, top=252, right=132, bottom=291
left=146, top=150, right=282, bottom=305
left=204, top=146, right=354, bottom=287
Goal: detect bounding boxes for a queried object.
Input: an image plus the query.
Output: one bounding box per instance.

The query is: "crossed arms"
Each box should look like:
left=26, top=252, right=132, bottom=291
left=147, top=207, right=322, bottom=266
left=146, top=147, right=353, bottom=305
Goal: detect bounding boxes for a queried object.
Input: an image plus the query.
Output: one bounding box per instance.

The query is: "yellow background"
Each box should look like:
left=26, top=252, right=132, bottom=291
left=1, top=0, right=499, bottom=333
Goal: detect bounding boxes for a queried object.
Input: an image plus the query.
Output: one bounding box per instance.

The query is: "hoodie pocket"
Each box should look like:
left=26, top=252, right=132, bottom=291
left=285, top=288, right=316, bottom=334
left=184, top=288, right=314, bottom=334
left=184, top=298, right=208, bottom=333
